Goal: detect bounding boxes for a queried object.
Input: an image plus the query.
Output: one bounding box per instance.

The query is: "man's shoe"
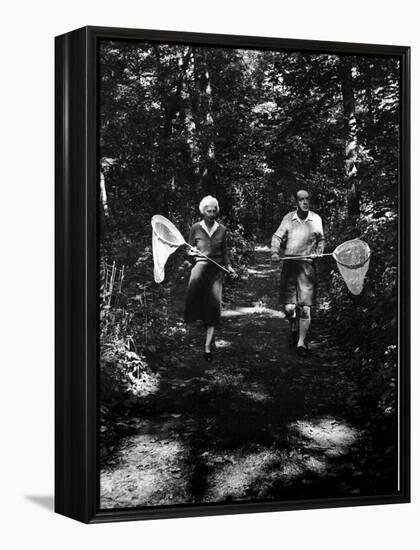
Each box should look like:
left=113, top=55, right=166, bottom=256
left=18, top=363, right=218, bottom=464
left=204, top=352, right=213, bottom=362
left=296, top=345, right=310, bottom=358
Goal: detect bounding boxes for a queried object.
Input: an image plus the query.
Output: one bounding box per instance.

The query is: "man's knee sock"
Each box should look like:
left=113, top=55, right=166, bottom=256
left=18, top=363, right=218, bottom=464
left=297, top=306, right=311, bottom=346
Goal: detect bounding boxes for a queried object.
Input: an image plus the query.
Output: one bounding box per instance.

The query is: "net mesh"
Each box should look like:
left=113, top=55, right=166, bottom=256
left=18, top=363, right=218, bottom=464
left=333, top=239, right=371, bottom=295
left=151, top=215, right=186, bottom=283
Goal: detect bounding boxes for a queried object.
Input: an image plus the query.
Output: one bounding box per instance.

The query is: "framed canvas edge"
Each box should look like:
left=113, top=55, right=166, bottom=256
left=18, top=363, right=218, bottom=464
left=58, top=25, right=410, bottom=55
left=55, top=25, right=411, bottom=524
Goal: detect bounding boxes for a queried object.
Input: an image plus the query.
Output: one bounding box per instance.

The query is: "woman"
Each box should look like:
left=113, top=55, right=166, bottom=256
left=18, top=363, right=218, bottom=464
left=184, top=196, right=237, bottom=361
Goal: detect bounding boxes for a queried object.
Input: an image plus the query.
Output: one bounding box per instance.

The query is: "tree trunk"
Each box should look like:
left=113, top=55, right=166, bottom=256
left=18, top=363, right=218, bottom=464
left=183, top=52, right=200, bottom=181
left=99, top=171, right=109, bottom=218
left=163, top=47, right=192, bottom=136
left=197, top=51, right=217, bottom=196
left=99, top=157, right=117, bottom=222
left=153, top=46, right=192, bottom=215
left=339, top=58, right=360, bottom=220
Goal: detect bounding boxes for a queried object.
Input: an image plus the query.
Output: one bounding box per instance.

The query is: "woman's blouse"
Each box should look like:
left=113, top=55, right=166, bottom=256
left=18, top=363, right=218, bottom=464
left=188, top=222, right=231, bottom=267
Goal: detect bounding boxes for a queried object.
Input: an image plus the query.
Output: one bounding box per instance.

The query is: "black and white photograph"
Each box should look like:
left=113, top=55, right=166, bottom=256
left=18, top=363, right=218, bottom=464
left=97, top=36, right=407, bottom=511
left=3, top=0, right=419, bottom=544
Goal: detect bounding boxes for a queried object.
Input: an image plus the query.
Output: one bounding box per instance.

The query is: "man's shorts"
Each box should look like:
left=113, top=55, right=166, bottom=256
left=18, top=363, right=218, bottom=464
left=279, top=259, right=317, bottom=306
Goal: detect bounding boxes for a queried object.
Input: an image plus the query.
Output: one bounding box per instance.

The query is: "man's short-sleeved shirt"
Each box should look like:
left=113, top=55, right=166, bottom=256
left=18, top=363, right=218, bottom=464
left=272, top=211, right=324, bottom=256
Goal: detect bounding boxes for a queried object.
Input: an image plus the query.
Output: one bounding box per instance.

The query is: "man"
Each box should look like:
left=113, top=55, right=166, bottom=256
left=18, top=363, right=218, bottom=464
left=271, top=190, right=325, bottom=357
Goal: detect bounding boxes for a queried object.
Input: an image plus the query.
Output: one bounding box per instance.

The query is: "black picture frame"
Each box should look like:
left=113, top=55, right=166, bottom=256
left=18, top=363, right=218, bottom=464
left=55, top=25, right=410, bottom=524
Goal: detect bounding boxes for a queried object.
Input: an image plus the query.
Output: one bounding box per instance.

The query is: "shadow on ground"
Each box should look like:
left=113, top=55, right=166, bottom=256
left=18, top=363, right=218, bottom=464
left=100, top=247, right=397, bottom=509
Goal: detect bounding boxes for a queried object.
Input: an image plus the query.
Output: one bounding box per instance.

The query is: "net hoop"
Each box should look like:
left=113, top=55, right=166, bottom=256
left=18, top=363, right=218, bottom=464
left=151, top=215, right=186, bottom=247
left=151, top=215, right=186, bottom=283
left=332, top=239, right=371, bottom=268
left=332, top=239, right=371, bottom=296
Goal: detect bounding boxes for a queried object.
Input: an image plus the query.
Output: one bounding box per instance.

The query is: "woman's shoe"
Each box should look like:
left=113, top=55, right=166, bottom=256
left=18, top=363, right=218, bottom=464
left=204, top=351, right=213, bottom=362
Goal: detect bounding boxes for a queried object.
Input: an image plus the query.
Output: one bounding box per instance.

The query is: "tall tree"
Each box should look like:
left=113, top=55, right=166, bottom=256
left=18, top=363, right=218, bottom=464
left=339, top=57, right=360, bottom=220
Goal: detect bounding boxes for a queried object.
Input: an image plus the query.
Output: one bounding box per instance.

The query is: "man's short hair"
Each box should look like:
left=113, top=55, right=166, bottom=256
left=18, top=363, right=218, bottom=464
left=294, top=189, right=310, bottom=200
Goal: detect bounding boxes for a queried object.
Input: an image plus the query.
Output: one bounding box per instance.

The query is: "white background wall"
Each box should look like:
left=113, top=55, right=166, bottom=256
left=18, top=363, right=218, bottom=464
left=1, top=0, right=417, bottom=547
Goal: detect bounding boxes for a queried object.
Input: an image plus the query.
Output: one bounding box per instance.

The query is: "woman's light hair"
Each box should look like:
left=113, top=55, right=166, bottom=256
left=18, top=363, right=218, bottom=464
left=199, top=195, right=219, bottom=214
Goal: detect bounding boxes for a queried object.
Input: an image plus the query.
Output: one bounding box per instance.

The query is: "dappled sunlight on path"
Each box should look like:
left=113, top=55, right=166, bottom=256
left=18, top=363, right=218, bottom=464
left=222, top=304, right=284, bottom=319
left=101, top=424, right=190, bottom=508
left=101, top=247, right=370, bottom=509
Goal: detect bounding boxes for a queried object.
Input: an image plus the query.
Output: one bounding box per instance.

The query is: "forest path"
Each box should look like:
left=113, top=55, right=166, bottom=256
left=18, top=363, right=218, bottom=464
left=101, top=247, right=370, bottom=509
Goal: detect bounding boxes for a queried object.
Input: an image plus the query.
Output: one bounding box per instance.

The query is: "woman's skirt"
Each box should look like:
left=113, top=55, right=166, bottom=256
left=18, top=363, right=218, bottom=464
left=184, top=262, right=224, bottom=327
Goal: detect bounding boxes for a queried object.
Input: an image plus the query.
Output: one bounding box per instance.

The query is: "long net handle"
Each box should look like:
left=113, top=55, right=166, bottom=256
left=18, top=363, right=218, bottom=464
left=152, top=224, right=230, bottom=273
left=280, top=252, right=334, bottom=260
left=186, top=243, right=230, bottom=274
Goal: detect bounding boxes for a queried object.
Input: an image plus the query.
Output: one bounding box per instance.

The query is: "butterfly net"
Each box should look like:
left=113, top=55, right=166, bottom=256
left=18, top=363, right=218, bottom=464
left=151, top=215, right=186, bottom=283
left=333, top=239, right=371, bottom=295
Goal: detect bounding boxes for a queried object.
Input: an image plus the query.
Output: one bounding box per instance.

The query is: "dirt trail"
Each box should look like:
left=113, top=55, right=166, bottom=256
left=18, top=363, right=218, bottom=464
left=101, top=247, right=372, bottom=509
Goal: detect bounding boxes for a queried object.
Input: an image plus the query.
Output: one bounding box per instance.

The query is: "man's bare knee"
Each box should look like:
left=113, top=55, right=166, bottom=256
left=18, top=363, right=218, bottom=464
left=284, top=304, right=296, bottom=319
left=299, top=306, right=311, bottom=320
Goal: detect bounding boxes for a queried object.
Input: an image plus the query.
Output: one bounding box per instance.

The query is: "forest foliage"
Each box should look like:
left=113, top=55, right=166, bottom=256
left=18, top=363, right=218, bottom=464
left=98, top=41, right=400, bottom=433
